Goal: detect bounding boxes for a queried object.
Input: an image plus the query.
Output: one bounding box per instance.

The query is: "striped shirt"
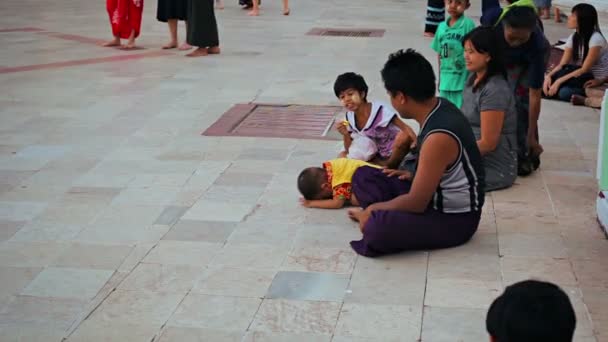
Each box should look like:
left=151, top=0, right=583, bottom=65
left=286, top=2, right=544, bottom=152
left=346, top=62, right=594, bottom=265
left=403, top=99, right=485, bottom=213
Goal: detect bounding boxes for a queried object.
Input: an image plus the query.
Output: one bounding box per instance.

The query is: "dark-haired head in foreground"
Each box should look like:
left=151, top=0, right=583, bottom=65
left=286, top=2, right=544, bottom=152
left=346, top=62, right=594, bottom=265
left=487, top=280, right=576, bottom=342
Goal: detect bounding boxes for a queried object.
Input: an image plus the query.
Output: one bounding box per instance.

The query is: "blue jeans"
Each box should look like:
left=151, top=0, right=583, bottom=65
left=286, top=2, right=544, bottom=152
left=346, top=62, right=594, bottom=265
left=557, top=86, right=585, bottom=102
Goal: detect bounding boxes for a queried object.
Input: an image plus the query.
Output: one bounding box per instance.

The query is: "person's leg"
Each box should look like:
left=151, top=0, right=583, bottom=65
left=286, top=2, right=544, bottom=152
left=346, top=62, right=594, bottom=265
left=350, top=209, right=481, bottom=257
left=103, top=0, right=121, bottom=46
left=123, top=0, right=143, bottom=49
left=351, top=167, right=411, bottom=208
left=282, top=0, right=289, bottom=15
left=248, top=0, right=260, bottom=16
left=178, top=21, right=192, bottom=50
left=163, top=19, right=178, bottom=49
left=557, top=86, right=584, bottom=102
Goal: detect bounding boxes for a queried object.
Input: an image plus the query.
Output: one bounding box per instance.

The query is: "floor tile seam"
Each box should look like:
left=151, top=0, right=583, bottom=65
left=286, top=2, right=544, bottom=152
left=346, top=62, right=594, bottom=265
left=419, top=252, right=430, bottom=341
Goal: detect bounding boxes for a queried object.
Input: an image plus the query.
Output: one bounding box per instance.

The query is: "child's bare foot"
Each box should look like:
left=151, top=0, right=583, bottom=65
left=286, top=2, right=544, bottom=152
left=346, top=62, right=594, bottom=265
left=248, top=9, right=259, bottom=16
left=207, top=46, right=221, bottom=54
left=186, top=47, right=208, bottom=57
left=178, top=43, right=192, bottom=50
left=162, top=41, right=178, bottom=49
left=283, top=8, right=290, bottom=15
left=423, top=32, right=435, bottom=38
left=102, top=38, right=121, bottom=47
left=571, top=94, right=586, bottom=106
left=120, top=41, right=138, bottom=50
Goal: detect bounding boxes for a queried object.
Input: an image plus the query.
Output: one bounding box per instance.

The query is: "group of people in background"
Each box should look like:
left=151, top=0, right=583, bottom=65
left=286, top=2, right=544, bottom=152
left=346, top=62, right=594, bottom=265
left=102, top=0, right=289, bottom=57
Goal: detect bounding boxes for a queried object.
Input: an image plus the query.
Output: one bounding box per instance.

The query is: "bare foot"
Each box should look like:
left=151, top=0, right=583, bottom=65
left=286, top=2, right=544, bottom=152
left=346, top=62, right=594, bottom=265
left=178, top=43, right=192, bottom=50
left=248, top=9, right=259, bottom=16
left=215, top=1, right=224, bottom=9
left=347, top=208, right=363, bottom=222
left=571, top=94, right=586, bottom=106
left=423, top=32, right=435, bottom=38
left=120, top=43, right=138, bottom=50
left=283, top=8, right=290, bottom=15
left=186, top=47, right=208, bottom=57
left=207, top=46, right=221, bottom=54
left=102, top=38, right=121, bottom=47
left=162, top=42, right=178, bottom=49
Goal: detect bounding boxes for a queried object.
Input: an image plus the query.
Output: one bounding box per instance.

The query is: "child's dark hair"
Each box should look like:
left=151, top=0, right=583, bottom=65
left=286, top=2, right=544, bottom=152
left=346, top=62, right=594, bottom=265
left=334, top=72, right=369, bottom=100
left=463, top=27, right=507, bottom=91
left=381, top=49, right=436, bottom=102
left=572, top=3, right=602, bottom=62
left=297, top=167, right=327, bottom=200
left=486, top=280, right=576, bottom=342
left=502, top=6, right=538, bottom=30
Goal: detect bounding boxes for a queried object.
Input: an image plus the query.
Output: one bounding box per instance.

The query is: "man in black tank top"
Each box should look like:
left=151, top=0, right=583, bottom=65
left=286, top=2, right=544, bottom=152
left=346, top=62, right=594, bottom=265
left=349, top=49, right=485, bottom=257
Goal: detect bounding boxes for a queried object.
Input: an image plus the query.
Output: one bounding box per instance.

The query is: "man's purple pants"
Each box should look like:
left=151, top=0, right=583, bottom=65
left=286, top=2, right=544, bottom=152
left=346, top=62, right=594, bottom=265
left=350, top=167, right=482, bottom=257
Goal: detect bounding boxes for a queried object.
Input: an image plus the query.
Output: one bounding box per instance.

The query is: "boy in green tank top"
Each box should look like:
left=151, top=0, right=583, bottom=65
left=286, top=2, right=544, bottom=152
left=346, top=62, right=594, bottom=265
left=431, top=0, right=476, bottom=108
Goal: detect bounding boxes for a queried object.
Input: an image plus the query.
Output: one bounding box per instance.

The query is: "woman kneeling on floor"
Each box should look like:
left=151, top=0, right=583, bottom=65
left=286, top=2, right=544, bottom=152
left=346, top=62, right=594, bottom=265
left=348, top=49, right=485, bottom=257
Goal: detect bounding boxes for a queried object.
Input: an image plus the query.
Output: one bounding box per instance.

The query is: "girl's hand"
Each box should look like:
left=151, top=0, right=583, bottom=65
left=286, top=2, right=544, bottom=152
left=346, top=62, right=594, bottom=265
left=547, top=80, right=562, bottom=97
left=543, top=77, right=552, bottom=95
left=585, top=79, right=604, bottom=88
left=336, top=121, right=350, bottom=136
left=382, top=169, right=413, bottom=180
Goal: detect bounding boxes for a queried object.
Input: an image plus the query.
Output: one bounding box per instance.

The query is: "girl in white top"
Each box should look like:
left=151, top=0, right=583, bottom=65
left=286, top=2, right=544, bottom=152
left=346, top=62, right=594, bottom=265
left=543, top=3, right=608, bottom=102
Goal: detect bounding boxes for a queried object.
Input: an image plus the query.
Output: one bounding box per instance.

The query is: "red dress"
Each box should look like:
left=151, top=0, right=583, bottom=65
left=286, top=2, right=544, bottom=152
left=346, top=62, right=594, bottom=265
left=106, top=0, right=144, bottom=39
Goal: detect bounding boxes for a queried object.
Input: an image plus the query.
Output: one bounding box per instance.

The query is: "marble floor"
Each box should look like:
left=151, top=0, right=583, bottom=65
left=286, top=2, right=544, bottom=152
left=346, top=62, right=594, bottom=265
left=0, top=0, right=606, bottom=341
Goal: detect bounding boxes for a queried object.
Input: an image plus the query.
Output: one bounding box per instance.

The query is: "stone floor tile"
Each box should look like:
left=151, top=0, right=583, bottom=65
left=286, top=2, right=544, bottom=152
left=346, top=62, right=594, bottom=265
left=227, top=221, right=299, bottom=246
left=129, top=173, right=193, bottom=188
left=421, top=306, right=488, bottom=342
left=495, top=214, right=560, bottom=234
left=0, top=220, right=25, bottom=241
left=168, top=294, right=261, bottom=331
left=51, top=243, right=133, bottom=270
left=213, top=172, right=274, bottom=188
left=428, top=247, right=501, bottom=282
left=153, top=206, right=189, bottom=226
left=292, top=224, right=360, bottom=249
left=346, top=252, right=428, bottom=306
left=0, top=267, right=42, bottom=301
left=67, top=320, right=159, bottom=342
left=237, top=148, right=291, bottom=161
left=87, top=289, right=184, bottom=326
left=0, top=241, right=68, bottom=267
left=571, top=259, right=608, bottom=288
left=163, top=220, right=237, bottom=243
left=498, top=232, right=568, bottom=258
left=547, top=183, right=598, bottom=218
left=0, top=295, right=87, bottom=330
left=110, top=187, right=180, bottom=206
left=143, top=240, right=223, bottom=266
left=425, top=278, right=502, bottom=309
left=182, top=200, right=255, bottom=222
left=0, top=324, right=67, bottom=342
left=87, top=204, right=165, bottom=228
left=117, top=243, right=156, bottom=273
left=201, top=185, right=265, bottom=204
left=335, top=303, right=421, bottom=341
left=266, top=271, right=349, bottom=302
left=21, top=267, right=114, bottom=300
left=118, top=263, right=204, bottom=293
left=211, top=243, right=290, bottom=269
left=9, top=222, right=83, bottom=242
left=76, top=223, right=169, bottom=245
left=242, top=331, right=332, bottom=342
left=193, top=267, right=276, bottom=297
left=158, top=327, right=244, bottom=342
left=282, top=246, right=357, bottom=274
left=250, top=299, right=341, bottom=334
left=0, top=201, right=48, bottom=221
left=501, top=256, right=578, bottom=288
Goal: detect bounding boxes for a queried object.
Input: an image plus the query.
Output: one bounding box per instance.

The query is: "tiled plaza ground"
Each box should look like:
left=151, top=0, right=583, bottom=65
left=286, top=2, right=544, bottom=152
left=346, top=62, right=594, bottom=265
left=0, top=0, right=607, bottom=341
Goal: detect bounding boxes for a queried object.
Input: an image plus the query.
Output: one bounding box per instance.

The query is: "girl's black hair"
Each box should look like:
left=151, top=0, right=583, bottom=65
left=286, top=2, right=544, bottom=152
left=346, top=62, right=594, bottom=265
left=572, top=3, right=602, bottom=62
left=333, top=72, right=369, bottom=100
left=462, top=26, right=507, bottom=91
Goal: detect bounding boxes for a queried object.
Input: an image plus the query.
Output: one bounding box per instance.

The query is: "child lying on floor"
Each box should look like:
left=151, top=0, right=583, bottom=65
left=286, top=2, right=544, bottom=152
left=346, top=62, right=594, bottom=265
left=334, top=72, right=416, bottom=168
left=298, top=158, right=380, bottom=209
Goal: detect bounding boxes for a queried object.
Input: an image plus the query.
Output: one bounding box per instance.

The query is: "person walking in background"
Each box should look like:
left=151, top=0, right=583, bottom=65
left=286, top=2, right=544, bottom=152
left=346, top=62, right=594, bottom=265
left=424, top=0, right=445, bottom=37
left=431, top=0, right=475, bottom=108
left=534, top=0, right=552, bottom=19
left=186, top=0, right=220, bottom=57
left=157, top=0, right=191, bottom=50
left=103, top=0, right=144, bottom=49
left=248, top=0, right=290, bottom=16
